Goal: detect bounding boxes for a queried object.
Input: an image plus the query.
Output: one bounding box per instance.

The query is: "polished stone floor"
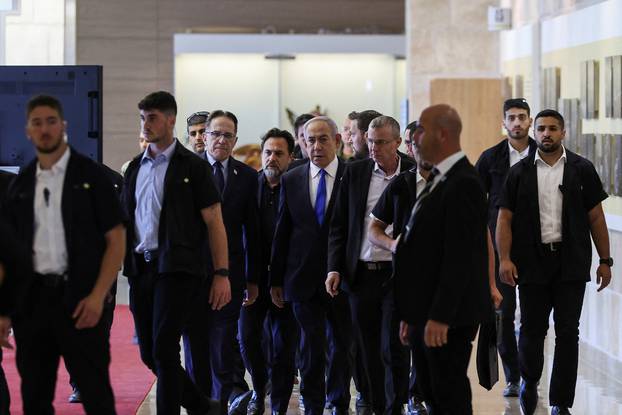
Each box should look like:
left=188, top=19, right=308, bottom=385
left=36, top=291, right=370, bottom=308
left=136, top=327, right=622, bottom=415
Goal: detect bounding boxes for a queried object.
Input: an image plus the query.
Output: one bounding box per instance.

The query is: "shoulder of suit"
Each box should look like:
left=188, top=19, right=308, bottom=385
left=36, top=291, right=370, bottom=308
left=230, top=157, right=258, bottom=175
left=481, top=138, right=508, bottom=158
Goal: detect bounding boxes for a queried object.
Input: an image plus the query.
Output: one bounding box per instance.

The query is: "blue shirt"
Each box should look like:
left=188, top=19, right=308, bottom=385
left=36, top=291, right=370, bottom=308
left=205, top=152, right=229, bottom=188
left=134, top=140, right=177, bottom=252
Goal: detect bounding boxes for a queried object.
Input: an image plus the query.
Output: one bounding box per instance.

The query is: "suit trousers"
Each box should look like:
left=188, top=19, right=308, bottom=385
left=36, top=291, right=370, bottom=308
left=292, top=291, right=353, bottom=415
left=239, top=289, right=297, bottom=412
left=518, top=267, right=586, bottom=408
left=129, top=260, right=207, bottom=414
left=349, top=265, right=409, bottom=414
left=13, top=282, right=116, bottom=415
left=408, top=323, right=478, bottom=415
left=494, top=254, right=520, bottom=384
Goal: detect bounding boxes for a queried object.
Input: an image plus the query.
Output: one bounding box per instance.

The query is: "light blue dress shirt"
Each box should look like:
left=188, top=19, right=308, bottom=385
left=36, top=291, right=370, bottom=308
left=134, top=140, right=177, bottom=253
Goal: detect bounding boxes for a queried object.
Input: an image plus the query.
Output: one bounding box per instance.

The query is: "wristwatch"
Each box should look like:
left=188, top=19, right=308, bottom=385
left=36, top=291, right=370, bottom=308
left=599, top=257, right=614, bottom=267
left=214, top=268, right=230, bottom=277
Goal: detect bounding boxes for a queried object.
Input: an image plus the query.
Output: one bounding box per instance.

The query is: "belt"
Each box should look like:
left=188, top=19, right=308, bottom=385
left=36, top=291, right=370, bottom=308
left=139, top=249, right=159, bottom=263
left=35, top=272, right=67, bottom=288
left=360, top=261, right=392, bottom=271
left=541, top=242, right=562, bottom=253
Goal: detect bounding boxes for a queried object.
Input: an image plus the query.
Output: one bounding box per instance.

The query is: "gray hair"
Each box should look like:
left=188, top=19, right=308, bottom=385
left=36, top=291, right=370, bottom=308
left=303, top=116, right=339, bottom=139
left=369, top=115, right=401, bottom=140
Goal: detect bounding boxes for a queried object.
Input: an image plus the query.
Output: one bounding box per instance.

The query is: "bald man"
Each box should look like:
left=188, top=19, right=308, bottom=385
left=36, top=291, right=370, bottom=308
left=393, top=105, right=491, bottom=414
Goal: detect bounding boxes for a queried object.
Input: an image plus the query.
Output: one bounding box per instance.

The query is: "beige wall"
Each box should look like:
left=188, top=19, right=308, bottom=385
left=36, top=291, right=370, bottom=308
left=76, top=0, right=404, bottom=170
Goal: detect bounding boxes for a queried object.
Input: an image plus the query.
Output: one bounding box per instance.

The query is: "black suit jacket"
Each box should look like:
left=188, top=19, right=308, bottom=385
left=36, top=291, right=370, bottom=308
left=270, top=158, right=345, bottom=302
left=204, top=155, right=260, bottom=291
left=327, top=155, right=415, bottom=292
left=122, top=141, right=221, bottom=278
left=475, top=138, right=537, bottom=237
left=498, top=150, right=607, bottom=284
left=394, top=156, right=491, bottom=326
left=5, top=147, right=124, bottom=314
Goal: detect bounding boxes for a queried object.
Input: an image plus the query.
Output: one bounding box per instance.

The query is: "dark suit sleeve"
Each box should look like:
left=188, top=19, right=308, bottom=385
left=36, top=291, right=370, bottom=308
left=371, top=179, right=396, bottom=225
left=91, top=164, right=125, bottom=233
left=474, top=151, right=491, bottom=193
left=497, top=165, right=520, bottom=212
left=192, top=158, right=221, bottom=210
left=327, top=166, right=351, bottom=274
left=270, top=177, right=292, bottom=287
left=0, top=220, right=30, bottom=316
left=243, top=171, right=261, bottom=284
left=428, top=177, right=488, bottom=325
left=580, top=161, right=608, bottom=211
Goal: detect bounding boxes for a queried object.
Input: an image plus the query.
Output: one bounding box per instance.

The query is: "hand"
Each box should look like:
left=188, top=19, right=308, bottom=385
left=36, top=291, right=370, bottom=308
left=424, top=319, right=449, bottom=348
left=0, top=316, right=12, bottom=349
left=243, top=282, right=259, bottom=306
left=325, top=272, right=341, bottom=297
left=596, top=264, right=612, bottom=292
left=270, top=286, right=285, bottom=308
left=72, top=293, right=105, bottom=329
left=499, top=259, right=518, bottom=287
left=399, top=321, right=410, bottom=346
left=491, top=286, right=503, bottom=309
left=209, top=275, right=231, bottom=310
left=391, top=234, right=402, bottom=254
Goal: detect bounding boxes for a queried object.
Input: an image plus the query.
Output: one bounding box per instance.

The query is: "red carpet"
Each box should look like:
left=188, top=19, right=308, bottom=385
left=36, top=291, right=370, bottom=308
left=4, top=305, right=155, bottom=414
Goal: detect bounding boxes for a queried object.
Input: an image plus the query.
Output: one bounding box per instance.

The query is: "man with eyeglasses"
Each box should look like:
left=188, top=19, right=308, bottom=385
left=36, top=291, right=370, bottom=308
left=327, top=115, right=413, bottom=415
left=184, top=110, right=261, bottom=414
left=187, top=111, right=210, bottom=154
left=475, top=98, right=537, bottom=398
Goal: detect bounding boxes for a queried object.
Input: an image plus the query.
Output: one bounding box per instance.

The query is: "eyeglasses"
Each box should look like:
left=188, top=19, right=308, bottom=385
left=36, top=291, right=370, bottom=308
left=203, top=130, right=236, bottom=141
left=186, top=111, right=210, bottom=125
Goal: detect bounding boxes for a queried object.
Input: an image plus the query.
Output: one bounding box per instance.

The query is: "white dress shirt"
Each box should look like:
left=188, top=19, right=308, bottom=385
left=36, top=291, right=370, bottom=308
left=33, top=146, right=70, bottom=274
left=415, top=169, right=427, bottom=197
left=309, top=156, right=339, bottom=209
left=508, top=140, right=530, bottom=167
left=535, top=147, right=566, bottom=243
left=360, top=159, right=401, bottom=261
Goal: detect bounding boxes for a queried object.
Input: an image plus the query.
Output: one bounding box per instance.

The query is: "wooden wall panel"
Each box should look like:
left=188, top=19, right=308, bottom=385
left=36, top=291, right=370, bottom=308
left=430, top=78, right=508, bottom=164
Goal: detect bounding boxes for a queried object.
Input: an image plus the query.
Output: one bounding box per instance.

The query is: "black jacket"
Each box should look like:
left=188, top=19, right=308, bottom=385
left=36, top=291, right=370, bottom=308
left=498, top=150, right=607, bottom=284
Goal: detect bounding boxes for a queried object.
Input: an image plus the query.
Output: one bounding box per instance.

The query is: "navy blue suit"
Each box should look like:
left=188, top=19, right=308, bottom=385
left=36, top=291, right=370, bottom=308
left=184, top=155, right=260, bottom=404
left=271, top=159, right=351, bottom=415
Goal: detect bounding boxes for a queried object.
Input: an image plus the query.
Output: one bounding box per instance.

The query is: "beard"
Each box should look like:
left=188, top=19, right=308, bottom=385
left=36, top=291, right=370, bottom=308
left=35, top=133, right=64, bottom=154
left=264, top=166, right=283, bottom=179
left=537, top=140, right=560, bottom=153
left=508, top=129, right=528, bottom=140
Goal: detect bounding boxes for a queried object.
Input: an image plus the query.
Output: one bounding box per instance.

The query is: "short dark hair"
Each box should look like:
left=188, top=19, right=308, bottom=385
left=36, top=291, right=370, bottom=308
left=294, top=113, right=315, bottom=136
left=260, top=128, right=295, bottom=154
left=138, top=91, right=177, bottom=116
left=187, top=111, right=210, bottom=130
left=405, top=120, right=418, bottom=140
left=503, top=98, right=530, bottom=117
left=207, top=110, right=238, bottom=133
left=26, top=95, right=64, bottom=120
left=354, top=110, right=383, bottom=132
left=347, top=111, right=359, bottom=121
left=534, top=109, right=565, bottom=129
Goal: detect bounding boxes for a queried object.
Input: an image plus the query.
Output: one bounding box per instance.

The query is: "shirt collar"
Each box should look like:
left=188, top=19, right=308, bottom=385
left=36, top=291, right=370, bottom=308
left=508, top=140, right=530, bottom=157
left=206, top=152, right=230, bottom=171
left=435, top=151, right=465, bottom=177
left=416, top=169, right=426, bottom=184
left=310, top=156, right=339, bottom=178
left=36, top=145, right=70, bottom=177
left=141, top=139, right=176, bottom=163
left=534, top=145, right=567, bottom=166
left=373, top=157, right=401, bottom=180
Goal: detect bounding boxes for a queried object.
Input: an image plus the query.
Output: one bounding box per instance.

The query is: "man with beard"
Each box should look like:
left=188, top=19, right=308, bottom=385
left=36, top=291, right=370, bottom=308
left=496, top=109, right=612, bottom=415
left=4, top=95, right=126, bottom=414
left=238, top=128, right=298, bottom=415
left=349, top=110, right=382, bottom=162
left=475, top=98, right=537, bottom=398
left=187, top=111, right=210, bottom=154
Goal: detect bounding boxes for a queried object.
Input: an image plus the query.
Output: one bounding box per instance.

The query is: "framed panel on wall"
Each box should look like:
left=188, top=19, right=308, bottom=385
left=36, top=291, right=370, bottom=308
left=541, top=67, right=560, bottom=110
left=580, top=60, right=599, bottom=119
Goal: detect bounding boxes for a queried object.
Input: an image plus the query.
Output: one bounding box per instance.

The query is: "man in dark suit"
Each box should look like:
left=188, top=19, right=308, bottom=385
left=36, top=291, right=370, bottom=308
left=270, top=116, right=348, bottom=415
left=238, top=128, right=298, bottom=415
left=291, top=113, right=315, bottom=162
left=394, top=104, right=491, bottom=414
left=475, top=98, right=537, bottom=397
left=4, top=94, right=126, bottom=414
left=327, top=115, right=412, bottom=415
left=496, top=109, right=611, bottom=415
left=184, top=110, right=260, bottom=412
left=123, top=91, right=231, bottom=414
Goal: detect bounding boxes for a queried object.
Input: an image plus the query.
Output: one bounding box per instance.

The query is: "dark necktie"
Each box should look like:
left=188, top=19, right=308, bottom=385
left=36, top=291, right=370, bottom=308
left=214, top=161, right=225, bottom=193
left=315, top=169, right=327, bottom=225
left=404, top=167, right=440, bottom=242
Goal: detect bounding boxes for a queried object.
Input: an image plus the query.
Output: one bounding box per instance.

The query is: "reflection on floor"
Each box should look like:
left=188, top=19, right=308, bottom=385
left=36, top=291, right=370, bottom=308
left=136, top=327, right=622, bottom=414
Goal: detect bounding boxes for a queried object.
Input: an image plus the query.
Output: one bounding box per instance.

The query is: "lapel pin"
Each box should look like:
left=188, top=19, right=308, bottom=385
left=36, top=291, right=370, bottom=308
left=234, top=169, right=238, bottom=175
left=83, top=182, right=91, bottom=189
left=184, top=177, right=190, bottom=183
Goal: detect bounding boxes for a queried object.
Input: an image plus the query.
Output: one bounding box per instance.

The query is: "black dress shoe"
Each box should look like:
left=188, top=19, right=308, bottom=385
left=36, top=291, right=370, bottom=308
left=407, top=396, right=427, bottom=415
left=355, top=392, right=371, bottom=408
left=247, top=392, right=265, bottom=415
left=502, top=381, right=520, bottom=397
left=551, top=406, right=571, bottom=415
left=68, top=387, right=82, bottom=403
left=519, top=382, right=538, bottom=415
left=229, top=391, right=253, bottom=415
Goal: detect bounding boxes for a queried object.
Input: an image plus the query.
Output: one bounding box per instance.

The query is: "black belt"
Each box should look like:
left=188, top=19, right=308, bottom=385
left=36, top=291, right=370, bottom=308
left=35, top=272, right=67, bottom=288
left=360, top=261, right=392, bottom=271
left=541, top=242, right=562, bottom=253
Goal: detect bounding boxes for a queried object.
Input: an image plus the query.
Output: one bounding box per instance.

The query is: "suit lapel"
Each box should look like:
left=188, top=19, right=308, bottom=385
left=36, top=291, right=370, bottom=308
left=324, top=159, right=345, bottom=227
left=524, top=159, right=543, bottom=245
left=60, top=150, right=75, bottom=252
left=356, top=160, right=374, bottom=218
left=18, top=162, right=37, bottom=249
left=256, top=173, right=264, bottom=207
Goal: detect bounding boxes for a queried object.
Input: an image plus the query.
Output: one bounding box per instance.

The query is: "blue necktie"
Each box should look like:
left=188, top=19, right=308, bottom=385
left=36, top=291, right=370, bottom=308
left=315, top=169, right=327, bottom=225
left=214, top=161, right=225, bottom=193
